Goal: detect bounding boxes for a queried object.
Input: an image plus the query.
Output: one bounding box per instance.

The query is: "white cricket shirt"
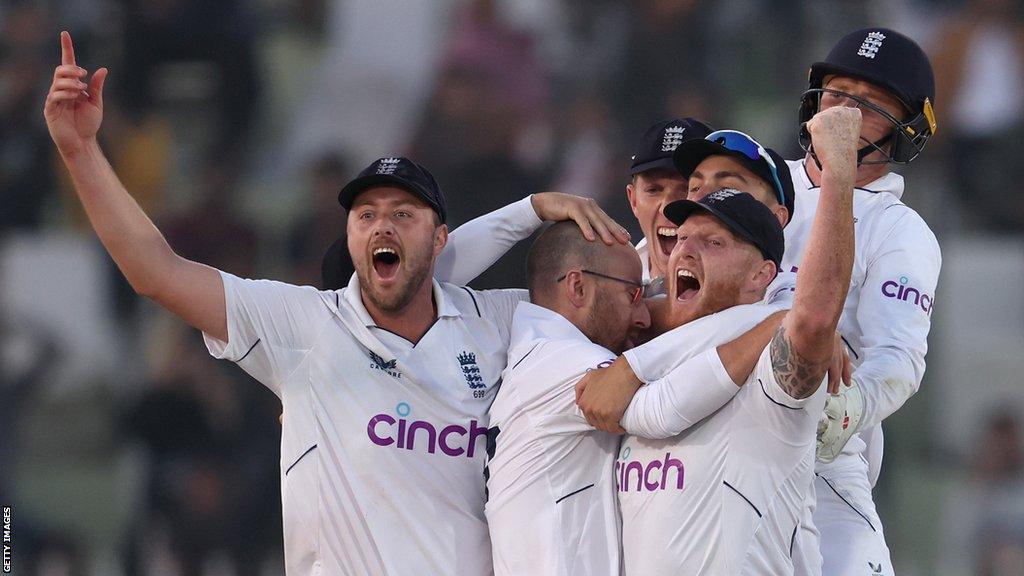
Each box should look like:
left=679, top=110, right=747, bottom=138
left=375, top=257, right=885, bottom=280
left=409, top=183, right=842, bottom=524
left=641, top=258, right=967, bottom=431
left=771, top=159, right=941, bottom=482
left=618, top=316, right=826, bottom=575
left=204, top=271, right=525, bottom=576
left=484, top=302, right=621, bottom=576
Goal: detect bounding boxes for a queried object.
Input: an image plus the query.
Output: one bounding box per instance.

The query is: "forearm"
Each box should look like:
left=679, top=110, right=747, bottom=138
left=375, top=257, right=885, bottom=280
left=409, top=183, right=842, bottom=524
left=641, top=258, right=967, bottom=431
left=621, top=349, right=738, bottom=438
left=788, top=169, right=854, bottom=357
left=61, top=140, right=178, bottom=296
left=61, top=140, right=226, bottom=338
left=435, top=196, right=542, bottom=284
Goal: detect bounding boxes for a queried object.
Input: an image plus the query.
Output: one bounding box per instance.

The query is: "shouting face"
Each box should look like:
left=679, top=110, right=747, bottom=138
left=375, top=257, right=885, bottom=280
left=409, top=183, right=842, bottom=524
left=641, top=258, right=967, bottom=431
left=347, top=186, right=446, bottom=313
left=626, top=168, right=688, bottom=279
left=664, top=213, right=774, bottom=328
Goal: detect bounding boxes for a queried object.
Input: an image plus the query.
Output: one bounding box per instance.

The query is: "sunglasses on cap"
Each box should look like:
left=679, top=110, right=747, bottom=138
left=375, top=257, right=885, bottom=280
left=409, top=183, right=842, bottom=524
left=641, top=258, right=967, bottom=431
left=557, top=269, right=646, bottom=305
left=705, top=130, right=786, bottom=207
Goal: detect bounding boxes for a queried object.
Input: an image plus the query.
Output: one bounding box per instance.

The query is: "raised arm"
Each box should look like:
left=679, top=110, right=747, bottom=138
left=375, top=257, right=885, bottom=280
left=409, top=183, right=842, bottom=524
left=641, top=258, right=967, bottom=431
left=436, top=194, right=631, bottom=285
left=770, top=106, right=860, bottom=399
left=45, top=32, right=227, bottom=341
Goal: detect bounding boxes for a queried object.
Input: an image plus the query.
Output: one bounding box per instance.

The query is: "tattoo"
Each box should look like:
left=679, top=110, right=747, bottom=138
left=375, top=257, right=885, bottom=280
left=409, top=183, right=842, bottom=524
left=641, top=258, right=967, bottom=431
left=769, top=326, right=828, bottom=399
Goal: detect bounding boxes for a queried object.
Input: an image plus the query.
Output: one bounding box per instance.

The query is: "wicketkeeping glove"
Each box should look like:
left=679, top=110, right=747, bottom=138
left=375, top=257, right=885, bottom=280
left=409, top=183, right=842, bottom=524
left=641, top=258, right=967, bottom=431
left=816, top=378, right=865, bottom=463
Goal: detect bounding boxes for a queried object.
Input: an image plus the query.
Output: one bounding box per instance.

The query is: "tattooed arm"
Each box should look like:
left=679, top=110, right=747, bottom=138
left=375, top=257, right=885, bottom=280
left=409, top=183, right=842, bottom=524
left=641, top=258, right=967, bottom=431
left=771, top=106, right=860, bottom=399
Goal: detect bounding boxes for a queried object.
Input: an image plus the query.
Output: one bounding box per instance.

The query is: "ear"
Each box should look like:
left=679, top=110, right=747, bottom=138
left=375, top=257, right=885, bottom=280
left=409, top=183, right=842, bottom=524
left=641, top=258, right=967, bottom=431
left=564, top=270, right=589, bottom=308
left=751, top=259, right=778, bottom=293
left=626, top=182, right=640, bottom=218
left=433, top=224, right=449, bottom=257
left=772, top=204, right=789, bottom=228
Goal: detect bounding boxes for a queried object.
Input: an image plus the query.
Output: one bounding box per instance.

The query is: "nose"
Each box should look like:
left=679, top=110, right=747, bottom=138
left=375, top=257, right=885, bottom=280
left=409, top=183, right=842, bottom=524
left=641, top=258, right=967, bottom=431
left=372, top=218, right=396, bottom=236
left=633, top=300, right=651, bottom=330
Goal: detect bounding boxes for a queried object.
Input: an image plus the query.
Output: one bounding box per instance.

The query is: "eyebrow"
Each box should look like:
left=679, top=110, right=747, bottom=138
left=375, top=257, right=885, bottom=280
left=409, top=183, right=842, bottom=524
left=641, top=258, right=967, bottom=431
left=713, top=170, right=749, bottom=183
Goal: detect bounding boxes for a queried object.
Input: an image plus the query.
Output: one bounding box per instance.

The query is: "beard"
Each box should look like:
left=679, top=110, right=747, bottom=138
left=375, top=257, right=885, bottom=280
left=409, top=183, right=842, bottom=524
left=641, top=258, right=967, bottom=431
left=584, top=288, right=633, bottom=354
left=356, top=246, right=434, bottom=313
left=667, top=276, right=745, bottom=329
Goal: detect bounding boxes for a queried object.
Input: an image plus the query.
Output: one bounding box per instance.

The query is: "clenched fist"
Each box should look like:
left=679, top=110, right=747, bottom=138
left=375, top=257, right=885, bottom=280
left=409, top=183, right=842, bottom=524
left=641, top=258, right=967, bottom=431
left=806, top=106, right=862, bottom=189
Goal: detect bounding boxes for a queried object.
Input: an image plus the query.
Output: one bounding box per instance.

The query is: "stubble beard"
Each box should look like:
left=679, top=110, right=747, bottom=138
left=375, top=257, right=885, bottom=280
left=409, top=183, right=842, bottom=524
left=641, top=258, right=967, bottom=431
left=358, top=250, right=434, bottom=314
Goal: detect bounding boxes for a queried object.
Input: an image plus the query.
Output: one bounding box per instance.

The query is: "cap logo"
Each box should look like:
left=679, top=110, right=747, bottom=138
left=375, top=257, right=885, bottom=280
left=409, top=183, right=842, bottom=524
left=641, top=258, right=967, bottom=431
left=856, top=31, right=886, bottom=59
left=376, top=157, right=401, bottom=175
left=661, top=126, right=686, bottom=152
left=707, top=189, right=740, bottom=201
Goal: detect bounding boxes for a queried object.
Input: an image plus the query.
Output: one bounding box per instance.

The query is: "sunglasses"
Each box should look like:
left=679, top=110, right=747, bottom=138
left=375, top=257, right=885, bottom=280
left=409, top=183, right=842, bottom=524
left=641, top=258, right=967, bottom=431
left=557, top=269, right=646, bottom=305
left=705, top=129, right=786, bottom=206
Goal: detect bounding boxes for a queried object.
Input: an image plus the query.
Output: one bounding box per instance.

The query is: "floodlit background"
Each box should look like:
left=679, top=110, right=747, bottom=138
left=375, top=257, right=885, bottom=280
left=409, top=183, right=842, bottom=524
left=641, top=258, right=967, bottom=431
left=2, top=0, right=1023, bottom=575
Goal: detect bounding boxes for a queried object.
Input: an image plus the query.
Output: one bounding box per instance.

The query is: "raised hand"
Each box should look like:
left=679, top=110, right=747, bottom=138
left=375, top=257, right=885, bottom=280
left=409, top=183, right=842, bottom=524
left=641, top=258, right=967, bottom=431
left=44, top=31, right=108, bottom=156
left=530, top=192, right=631, bottom=245
left=806, top=106, right=862, bottom=187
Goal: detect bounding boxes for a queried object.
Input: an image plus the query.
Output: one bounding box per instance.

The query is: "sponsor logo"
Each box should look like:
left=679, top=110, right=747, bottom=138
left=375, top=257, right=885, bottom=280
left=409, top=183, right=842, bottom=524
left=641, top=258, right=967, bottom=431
left=376, top=157, right=401, bottom=175
left=458, top=351, right=486, bottom=398
left=369, top=351, right=401, bottom=379
left=869, top=561, right=883, bottom=574
left=661, top=126, right=687, bottom=152
left=881, top=275, right=933, bottom=314
left=366, top=402, right=488, bottom=458
left=615, top=448, right=684, bottom=492
left=857, top=31, right=886, bottom=59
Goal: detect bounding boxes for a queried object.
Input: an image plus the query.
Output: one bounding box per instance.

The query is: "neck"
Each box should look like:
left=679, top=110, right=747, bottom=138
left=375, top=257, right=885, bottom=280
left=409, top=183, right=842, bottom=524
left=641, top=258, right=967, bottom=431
left=804, top=153, right=889, bottom=188
left=647, top=249, right=664, bottom=281
left=361, top=279, right=438, bottom=344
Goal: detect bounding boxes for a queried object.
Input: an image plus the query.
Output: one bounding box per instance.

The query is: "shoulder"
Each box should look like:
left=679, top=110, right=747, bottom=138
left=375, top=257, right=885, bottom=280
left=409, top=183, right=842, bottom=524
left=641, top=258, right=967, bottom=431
left=859, top=195, right=941, bottom=257
left=519, top=338, right=616, bottom=376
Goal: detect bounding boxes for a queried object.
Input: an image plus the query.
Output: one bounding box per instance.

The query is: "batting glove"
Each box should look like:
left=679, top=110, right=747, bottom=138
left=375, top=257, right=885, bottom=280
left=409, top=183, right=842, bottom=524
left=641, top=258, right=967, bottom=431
left=816, top=379, right=865, bottom=463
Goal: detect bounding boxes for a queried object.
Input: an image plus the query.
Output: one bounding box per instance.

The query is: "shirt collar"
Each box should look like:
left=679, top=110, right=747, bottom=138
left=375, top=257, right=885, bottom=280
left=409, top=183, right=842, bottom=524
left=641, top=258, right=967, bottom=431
left=798, top=158, right=905, bottom=199
left=342, top=273, right=462, bottom=327
left=510, top=301, right=591, bottom=350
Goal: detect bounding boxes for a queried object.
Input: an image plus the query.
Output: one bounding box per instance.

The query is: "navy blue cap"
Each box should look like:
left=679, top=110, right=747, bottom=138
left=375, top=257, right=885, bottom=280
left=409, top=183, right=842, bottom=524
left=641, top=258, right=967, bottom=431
left=629, top=118, right=714, bottom=175
left=338, top=157, right=447, bottom=223
left=663, top=189, right=785, bottom=267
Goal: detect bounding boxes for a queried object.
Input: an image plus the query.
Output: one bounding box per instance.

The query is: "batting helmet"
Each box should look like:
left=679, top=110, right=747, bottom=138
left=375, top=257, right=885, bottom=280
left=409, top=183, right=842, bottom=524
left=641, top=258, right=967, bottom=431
left=798, top=28, right=938, bottom=164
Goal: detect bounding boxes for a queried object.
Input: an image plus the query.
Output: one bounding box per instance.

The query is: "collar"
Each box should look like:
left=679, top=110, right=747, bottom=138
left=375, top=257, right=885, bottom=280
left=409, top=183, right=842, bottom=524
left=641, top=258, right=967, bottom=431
left=798, top=158, right=905, bottom=199
left=342, top=273, right=462, bottom=328
left=510, top=301, right=591, bottom=351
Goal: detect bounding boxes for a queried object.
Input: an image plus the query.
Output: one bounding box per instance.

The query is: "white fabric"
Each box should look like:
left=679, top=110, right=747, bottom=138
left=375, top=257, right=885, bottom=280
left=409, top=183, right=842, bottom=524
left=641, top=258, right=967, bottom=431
left=204, top=271, right=526, bottom=576
left=773, top=159, right=940, bottom=470
left=621, top=348, right=738, bottom=439
left=812, top=466, right=893, bottom=576
left=618, top=345, right=827, bottom=575
left=485, top=302, right=621, bottom=576
left=634, top=237, right=651, bottom=282
left=436, top=196, right=543, bottom=285
left=781, top=159, right=941, bottom=576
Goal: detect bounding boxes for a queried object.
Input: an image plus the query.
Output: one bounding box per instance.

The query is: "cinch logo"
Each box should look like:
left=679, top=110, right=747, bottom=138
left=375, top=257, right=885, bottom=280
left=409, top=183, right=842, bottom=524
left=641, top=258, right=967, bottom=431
left=366, top=402, right=488, bottom=458
left=881, top=276, right=934, bottom=314
left=615, top=448, right=684, bottom=492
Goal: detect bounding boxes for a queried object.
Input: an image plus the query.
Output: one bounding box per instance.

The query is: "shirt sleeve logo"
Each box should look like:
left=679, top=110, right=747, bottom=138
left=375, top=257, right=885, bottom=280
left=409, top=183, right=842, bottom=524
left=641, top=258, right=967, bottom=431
left=880, top=275, right=934, bottom=314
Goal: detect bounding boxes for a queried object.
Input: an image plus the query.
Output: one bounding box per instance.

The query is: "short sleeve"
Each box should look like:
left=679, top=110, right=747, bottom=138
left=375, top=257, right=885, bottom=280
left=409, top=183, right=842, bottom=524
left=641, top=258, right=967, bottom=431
left=203, top=271, right=332, bottom=396
left=737, top=345, right=826, bottom=442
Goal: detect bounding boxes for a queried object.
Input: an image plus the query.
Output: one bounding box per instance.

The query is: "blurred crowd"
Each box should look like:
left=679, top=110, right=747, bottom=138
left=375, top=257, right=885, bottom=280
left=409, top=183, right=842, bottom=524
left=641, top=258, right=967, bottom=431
left=1, top=0, right=1023, bottom=575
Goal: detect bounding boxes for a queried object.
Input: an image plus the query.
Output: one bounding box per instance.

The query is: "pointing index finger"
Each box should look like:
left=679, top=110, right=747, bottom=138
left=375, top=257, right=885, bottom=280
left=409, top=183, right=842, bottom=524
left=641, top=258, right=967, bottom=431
left=61, top=31, right=76, bottom=67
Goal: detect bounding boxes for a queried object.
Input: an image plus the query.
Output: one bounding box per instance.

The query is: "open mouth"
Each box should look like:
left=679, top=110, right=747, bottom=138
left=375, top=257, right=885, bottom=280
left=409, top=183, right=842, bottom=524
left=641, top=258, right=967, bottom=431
left=656, top=226, right=677, bottom=257
left=675, top=268, right=701, bottom=301
left=372, top=246, right=401, bottom=280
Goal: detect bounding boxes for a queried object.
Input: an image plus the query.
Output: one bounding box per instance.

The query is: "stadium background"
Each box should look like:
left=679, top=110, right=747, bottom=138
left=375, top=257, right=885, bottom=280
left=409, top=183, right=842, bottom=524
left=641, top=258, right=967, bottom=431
left=2, top=0, right=1023, bottom=574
